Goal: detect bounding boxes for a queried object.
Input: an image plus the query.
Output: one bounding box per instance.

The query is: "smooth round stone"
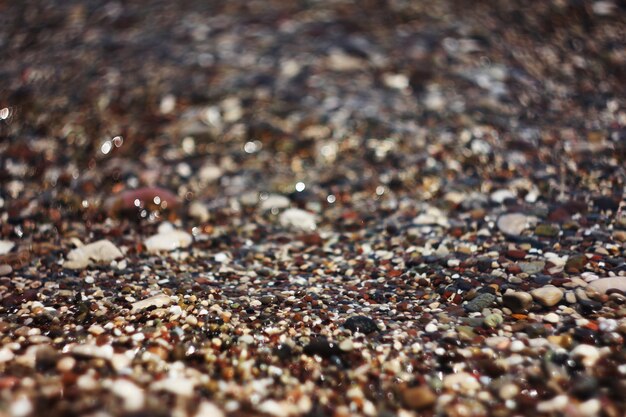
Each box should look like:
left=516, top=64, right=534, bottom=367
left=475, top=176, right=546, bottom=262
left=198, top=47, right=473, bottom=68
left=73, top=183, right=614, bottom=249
left=571, top=344, right=600, bottom=367
left=0, top=264, right=12, bottom=276
left=497, top=213, right=530, bottom=236
left=531, top=285, right=564, bottom=307
left=343, top=316, right=379, bottom=334
left=443, top=372, right=480, bottom=394
left=279, top=208, right=317, bottom=231
left=543, top=312, right=560, bottom=324
left=502, top=291, right=533, bottom=313
left=144, top=230, right=192, bottom=252
left=0, top=241, right=14, bottom=255
left=587, top=277, right=626, bottom=294
left=401, top=385, right=436, bottom=410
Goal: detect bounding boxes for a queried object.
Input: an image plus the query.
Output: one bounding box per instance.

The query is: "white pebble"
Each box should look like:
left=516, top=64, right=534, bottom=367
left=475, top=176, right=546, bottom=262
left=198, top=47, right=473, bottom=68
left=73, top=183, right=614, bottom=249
left=279, top=208, right=317, bottom=231
left=145, top=230, right=192, bottom=252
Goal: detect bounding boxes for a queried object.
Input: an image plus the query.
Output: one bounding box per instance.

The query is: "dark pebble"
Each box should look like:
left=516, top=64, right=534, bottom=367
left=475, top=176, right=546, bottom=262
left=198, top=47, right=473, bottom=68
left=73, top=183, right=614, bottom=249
left=303, top=337, right=342, bottom=358
left=570, top=375, right=598, bottom=400
left=343, top=316, right=379, bottom=334
left=464, top=293, right=496, bottom=312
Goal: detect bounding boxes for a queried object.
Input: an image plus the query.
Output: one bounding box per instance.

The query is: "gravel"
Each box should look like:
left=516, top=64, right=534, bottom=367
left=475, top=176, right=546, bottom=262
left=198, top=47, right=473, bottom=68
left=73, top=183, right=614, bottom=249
left=0, top=1, right=625, bottom=416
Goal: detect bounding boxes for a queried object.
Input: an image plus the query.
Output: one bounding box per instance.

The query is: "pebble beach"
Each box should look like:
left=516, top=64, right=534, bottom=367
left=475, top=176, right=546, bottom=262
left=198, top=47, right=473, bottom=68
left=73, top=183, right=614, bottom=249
left=0, top=1, right=625, bottom=416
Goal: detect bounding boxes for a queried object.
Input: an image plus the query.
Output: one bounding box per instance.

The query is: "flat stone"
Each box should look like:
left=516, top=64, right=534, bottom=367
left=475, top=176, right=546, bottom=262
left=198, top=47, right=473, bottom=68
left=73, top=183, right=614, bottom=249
left=464, top=293, right=496, bottom=312
left=519, top=261, right=545, bottom=274
left=65, top=240, right=123, bottom=269
left=531, top=285, right=563, bottom=307
left=535, top=224, right=559, bottom=238
left=587, top=277, right=626, bottom=294
left=131, top=294, right=172, bottom=312
left=279, top=208, right=317, bottom=231
left=343, top=316, right=379, bottom=334
left=543, top=312, right=560, bottom=324
left=0, top=240, right=14, bottom=255
left=260, top=194, right=290, bottom=211
left=497, top=213, right=530, bottom=236
left=145, top=230, right=192, bottom=252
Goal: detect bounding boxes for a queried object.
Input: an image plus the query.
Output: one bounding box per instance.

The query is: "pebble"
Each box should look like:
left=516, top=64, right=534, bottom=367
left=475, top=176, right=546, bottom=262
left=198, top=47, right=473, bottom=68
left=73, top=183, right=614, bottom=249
left=543, top=312, right=560, bottom=324
left=0, top=240, right=14, bottom=255
left=497, top=213, right=530, bottom=236
left=401, top=385, right=437, bottom=410
left=110, top=379, right=145, bottom=411
left=152, top=377, right=196, bottom=397
left=587, top=277, right=626, bottom=294
left=188, top=201, right=210, bottom=222
left=498, top=383, right=519, bottom=400
left=131, top=293, right=172, bottom=312
left=570, top=344, right=600, bottom=367
left=518, top=261, right=545, bottom=274
left=195, top=402, right=226, bottom=417
left=425, top=322, right=438, bottom=333
left=145, top=229, right=192, bottom=252
left=105, top=187, right=180, bottom=216
left=198, top=164, right=223, bottom=183
left=343, top=316, right=379, bottom=334
left=303, top=337, right=341, bottom=358
left=0, top=348, right=15, bottom=363
left=464, top=293, right=496, bottom=312
left=443, top=372, right=480, bottom=394
left=10, top=396, right=33, bottom=417
left=535, top=224, right=559, bottom=237
left=502, top=291, right=533, bottom=313
left=530, top=285, right=563, bottom=307
left=536, top=395, right=568, bottom=413
left=484, top=313, right=503, bottom=328
left=578, top=399, right=601, bottom=417
left=0, top=264, right=12, bottom=276
left=260, top=194, right=291, bottom=211
left=279, top=208, right=317, bottom=231
left=65, top=239, right=123, bottom=269
left=490, top=189, right=516, bottom=204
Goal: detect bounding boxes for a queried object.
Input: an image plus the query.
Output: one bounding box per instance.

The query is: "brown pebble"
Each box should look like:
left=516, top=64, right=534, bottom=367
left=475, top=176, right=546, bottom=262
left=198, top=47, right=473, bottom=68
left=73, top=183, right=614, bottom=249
left=401, top=385, right=437, bottom=410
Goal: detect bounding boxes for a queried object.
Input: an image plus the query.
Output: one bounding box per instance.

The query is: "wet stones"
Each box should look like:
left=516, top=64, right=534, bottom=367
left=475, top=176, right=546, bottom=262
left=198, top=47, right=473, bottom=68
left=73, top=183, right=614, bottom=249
left=464, top=293, right=496, bottom=312
left=530, top=285, right=564, bottom=307
left=343, top=316, right=379, bottom=334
